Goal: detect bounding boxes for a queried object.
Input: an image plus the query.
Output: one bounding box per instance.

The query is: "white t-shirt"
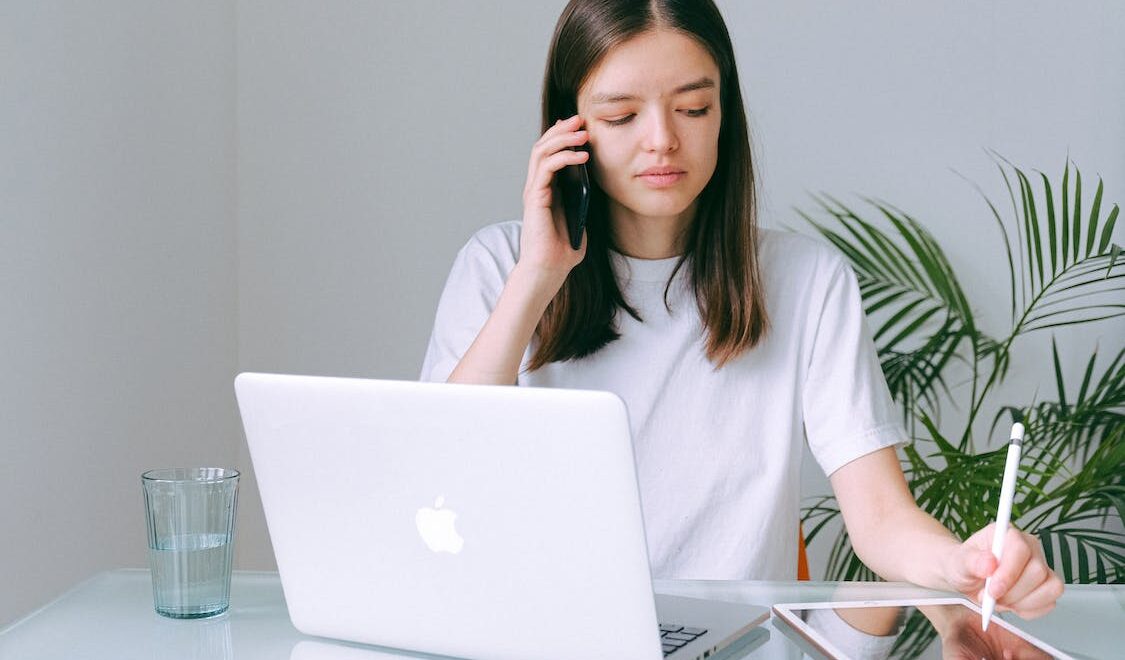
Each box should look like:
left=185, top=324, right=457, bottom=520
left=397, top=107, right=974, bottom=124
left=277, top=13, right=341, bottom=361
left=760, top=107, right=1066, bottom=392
left=420, top=221, right=907, bottom=580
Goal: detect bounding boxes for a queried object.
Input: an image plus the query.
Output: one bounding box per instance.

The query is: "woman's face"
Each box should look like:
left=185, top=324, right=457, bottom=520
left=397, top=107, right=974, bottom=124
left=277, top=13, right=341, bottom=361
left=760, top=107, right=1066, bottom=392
left=577, top=29, right=722, bottom=241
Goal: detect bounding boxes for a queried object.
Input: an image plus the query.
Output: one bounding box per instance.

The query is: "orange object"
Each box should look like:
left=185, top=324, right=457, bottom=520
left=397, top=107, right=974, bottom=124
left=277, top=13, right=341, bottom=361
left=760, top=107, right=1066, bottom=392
left=797, top=523, right=810, bottom=581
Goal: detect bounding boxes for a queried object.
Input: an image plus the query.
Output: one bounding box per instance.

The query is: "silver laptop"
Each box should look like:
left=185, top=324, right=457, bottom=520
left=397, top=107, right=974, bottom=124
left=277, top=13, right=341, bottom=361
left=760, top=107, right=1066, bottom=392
left=235, top=373, right=768, bottom=660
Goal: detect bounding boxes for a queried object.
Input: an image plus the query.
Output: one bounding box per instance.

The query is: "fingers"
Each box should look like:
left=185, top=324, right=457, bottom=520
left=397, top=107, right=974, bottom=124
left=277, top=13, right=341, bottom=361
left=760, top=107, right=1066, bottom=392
left=543, top=113, right=585, bottom=137
left=986, top=530, right=1064, bottom=617
left=528, top=116, right=587, bottom=172
left=524, top=116, right=589, bottom=200
left=999, top=574, right=1063, bottom=620
left=960, top=551, right=997, bottom=597
left=528, top=132, right=589, bottom=174
left=987, top=528, right=1033, bottom=600
left=523, top=149, right=589, bottom=209
left=534, top=115, right=588, bottom=153
left=946, top=525, right=998, bottom=594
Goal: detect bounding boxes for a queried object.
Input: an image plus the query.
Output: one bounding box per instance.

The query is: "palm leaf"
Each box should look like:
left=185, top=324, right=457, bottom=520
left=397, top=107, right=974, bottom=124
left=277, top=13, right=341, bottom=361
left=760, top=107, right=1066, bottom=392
left=991, top=154, right=1124, bottom=338
left=908, top=414, right=1009, bottom=537
left=1036, top=527, right=1125, bottom=583
left=800, top=495, right=841, bottom=546
left=880, top=319, right=963, bottom=427
left=1022, top=346, right=1124, bottom=471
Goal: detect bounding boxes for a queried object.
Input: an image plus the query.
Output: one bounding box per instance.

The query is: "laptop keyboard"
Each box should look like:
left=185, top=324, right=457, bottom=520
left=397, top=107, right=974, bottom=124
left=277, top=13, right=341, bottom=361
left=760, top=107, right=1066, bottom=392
left=659, top=623, right=708, bottom=656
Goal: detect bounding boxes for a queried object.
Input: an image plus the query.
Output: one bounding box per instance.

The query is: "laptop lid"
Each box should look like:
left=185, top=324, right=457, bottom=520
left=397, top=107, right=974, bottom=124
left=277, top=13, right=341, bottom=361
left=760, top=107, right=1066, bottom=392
left=235, top=373, right=664, bottom=660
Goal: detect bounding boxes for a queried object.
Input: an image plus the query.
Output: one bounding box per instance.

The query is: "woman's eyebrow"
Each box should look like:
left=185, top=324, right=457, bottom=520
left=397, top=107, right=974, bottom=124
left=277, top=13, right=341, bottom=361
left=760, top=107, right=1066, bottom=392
left=587, top=76, right=716, bottom=105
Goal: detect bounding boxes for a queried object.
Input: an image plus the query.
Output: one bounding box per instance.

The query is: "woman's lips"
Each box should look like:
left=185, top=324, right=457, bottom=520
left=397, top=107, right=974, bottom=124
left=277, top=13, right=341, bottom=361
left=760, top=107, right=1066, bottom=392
left=638, top=171, right=686, bottom=188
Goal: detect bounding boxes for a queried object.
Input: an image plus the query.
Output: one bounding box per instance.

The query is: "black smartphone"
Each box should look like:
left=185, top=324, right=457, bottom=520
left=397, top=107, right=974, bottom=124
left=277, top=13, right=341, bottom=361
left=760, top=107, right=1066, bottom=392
left=558, top=145, right=590, bottom=250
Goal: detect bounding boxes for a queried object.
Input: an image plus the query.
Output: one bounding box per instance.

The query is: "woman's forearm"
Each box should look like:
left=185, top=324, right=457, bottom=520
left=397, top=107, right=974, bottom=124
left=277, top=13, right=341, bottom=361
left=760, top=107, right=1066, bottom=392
left=850, top=502, right=961, bottom=590
left=831, top=448, right=961, bottom=590
left=447, top=264, right=565, bottom=385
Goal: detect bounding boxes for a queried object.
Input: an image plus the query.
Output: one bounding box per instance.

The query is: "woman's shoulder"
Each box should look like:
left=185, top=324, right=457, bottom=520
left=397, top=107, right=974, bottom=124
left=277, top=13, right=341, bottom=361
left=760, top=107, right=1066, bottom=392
left=756, top=228, right=861, bottom=330
left=468, top=220, right=522, bottom=249
left=457, top=220, right=522, bottom=268
left=759, top=227, right=848, bottom=274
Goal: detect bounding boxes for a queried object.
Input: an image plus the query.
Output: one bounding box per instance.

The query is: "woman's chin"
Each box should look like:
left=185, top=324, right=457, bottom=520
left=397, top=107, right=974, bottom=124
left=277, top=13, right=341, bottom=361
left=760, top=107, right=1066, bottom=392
left=611, top=196, right=698, bottom=224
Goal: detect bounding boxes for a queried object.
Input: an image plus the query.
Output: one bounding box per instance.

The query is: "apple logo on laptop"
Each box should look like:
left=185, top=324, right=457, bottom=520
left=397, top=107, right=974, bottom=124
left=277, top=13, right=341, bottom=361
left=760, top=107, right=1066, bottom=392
left=415, top=496, right=464, bottom=554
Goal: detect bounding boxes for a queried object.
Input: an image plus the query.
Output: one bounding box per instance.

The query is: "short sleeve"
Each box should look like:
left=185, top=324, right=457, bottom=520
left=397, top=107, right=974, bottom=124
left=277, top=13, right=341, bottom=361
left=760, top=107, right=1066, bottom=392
left=419, top=227, right=517, bottom=382
left=802, top=258, right=908, bottom=476
left=804, top=608, right=898, bottom=658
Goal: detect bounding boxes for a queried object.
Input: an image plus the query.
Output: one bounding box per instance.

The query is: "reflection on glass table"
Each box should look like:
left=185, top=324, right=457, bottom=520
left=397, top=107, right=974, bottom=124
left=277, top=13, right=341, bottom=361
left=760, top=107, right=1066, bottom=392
left=774, top=598, right=1068, bottom=659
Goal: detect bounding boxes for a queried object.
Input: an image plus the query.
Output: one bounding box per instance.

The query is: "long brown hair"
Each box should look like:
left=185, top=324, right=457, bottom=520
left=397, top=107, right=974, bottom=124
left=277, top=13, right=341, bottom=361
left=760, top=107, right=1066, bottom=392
left=529, top=0, right=768, bottom=370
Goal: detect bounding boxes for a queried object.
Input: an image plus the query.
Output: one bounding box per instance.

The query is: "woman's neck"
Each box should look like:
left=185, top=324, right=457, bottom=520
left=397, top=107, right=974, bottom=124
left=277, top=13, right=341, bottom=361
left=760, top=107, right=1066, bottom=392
left=607, top=199, right=698, bottom=259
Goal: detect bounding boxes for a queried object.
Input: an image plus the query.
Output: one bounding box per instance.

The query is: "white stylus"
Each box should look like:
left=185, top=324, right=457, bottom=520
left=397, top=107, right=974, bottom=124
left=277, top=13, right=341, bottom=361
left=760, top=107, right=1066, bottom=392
left=981, top=422, right=1024, bottom=631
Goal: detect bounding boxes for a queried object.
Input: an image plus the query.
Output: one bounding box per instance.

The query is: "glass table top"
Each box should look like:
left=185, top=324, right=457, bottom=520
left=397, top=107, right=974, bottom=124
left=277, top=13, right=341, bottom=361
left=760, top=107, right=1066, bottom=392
left=1, top=569, right=1120, bottom=659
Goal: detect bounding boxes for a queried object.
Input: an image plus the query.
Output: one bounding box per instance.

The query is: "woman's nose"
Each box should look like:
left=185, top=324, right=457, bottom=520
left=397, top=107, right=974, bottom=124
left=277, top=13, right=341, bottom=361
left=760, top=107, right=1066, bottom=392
left=641, top=110, right=678, bottom=153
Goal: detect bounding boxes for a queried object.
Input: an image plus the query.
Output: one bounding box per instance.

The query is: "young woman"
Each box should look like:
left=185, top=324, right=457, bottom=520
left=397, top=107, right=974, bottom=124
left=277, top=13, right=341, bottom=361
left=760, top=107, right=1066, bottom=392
left=421, top=0, right=1062, bottom=620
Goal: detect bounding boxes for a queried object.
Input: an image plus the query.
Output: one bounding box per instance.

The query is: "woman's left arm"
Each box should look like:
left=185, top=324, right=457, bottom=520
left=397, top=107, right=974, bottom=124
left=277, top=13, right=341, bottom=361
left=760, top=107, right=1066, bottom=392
left=829, top=446, right=1065, bottom=619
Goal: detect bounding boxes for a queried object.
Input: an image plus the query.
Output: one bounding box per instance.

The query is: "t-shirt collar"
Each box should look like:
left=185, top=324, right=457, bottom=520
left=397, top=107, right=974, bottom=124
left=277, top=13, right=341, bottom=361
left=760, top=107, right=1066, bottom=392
left=609, top=250, right=686, bottom=284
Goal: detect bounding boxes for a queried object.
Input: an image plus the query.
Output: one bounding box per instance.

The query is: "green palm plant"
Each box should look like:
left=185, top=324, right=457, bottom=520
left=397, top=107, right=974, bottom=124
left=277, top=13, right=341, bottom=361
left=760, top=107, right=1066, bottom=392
left=799, top=155, right=1124, bottom=588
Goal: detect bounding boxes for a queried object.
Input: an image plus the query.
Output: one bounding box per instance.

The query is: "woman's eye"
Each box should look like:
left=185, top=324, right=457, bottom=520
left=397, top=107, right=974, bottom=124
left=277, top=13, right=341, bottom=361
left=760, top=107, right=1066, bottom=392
left=603, top=106, right=711, bottom=127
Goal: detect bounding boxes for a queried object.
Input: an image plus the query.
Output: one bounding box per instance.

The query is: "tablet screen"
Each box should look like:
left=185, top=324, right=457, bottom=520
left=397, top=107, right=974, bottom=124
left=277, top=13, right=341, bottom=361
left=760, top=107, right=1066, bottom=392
left=774, top=600, right=1070, bottom=659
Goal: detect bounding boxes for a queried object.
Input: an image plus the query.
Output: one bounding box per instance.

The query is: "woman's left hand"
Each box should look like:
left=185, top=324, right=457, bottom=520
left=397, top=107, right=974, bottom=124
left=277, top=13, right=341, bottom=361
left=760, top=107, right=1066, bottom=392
left=943, top=523, right=1065, bottom=619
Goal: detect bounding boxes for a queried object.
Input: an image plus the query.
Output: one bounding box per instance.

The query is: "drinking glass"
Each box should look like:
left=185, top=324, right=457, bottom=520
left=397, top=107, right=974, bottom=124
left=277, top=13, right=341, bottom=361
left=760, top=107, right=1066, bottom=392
left=141, top=467, right=240, bottom=619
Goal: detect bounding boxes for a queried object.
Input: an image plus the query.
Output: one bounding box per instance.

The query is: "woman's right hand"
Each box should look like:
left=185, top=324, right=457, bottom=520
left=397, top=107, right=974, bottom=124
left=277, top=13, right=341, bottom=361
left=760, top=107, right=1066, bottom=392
left=446, top=115, right=591, bottom=386
left=519, top=114, right=590, bottom=279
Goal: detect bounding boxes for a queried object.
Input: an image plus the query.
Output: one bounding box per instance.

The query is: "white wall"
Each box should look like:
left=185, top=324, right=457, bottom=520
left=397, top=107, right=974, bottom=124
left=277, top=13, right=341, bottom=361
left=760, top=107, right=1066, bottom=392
left=3, top=0, right=1122, bottom=626
left=1, top=2, right=237, bottom=626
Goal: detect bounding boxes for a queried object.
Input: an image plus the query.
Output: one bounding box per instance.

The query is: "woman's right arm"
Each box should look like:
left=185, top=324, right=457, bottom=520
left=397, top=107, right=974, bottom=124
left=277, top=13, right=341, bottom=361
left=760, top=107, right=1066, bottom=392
left=447, top=115, right=590, bottom=385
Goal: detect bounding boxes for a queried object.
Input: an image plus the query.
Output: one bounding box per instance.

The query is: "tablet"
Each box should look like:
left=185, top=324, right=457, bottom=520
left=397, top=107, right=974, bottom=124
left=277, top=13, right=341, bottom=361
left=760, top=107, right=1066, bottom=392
left=772, top=597, right=1074, bottom=659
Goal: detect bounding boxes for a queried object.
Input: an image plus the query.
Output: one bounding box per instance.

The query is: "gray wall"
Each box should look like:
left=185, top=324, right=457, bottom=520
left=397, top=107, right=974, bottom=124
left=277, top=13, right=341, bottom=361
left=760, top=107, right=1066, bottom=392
left=2, top=2, right=238, bottom=626
left=3, top=0, right=1122, bottom=626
